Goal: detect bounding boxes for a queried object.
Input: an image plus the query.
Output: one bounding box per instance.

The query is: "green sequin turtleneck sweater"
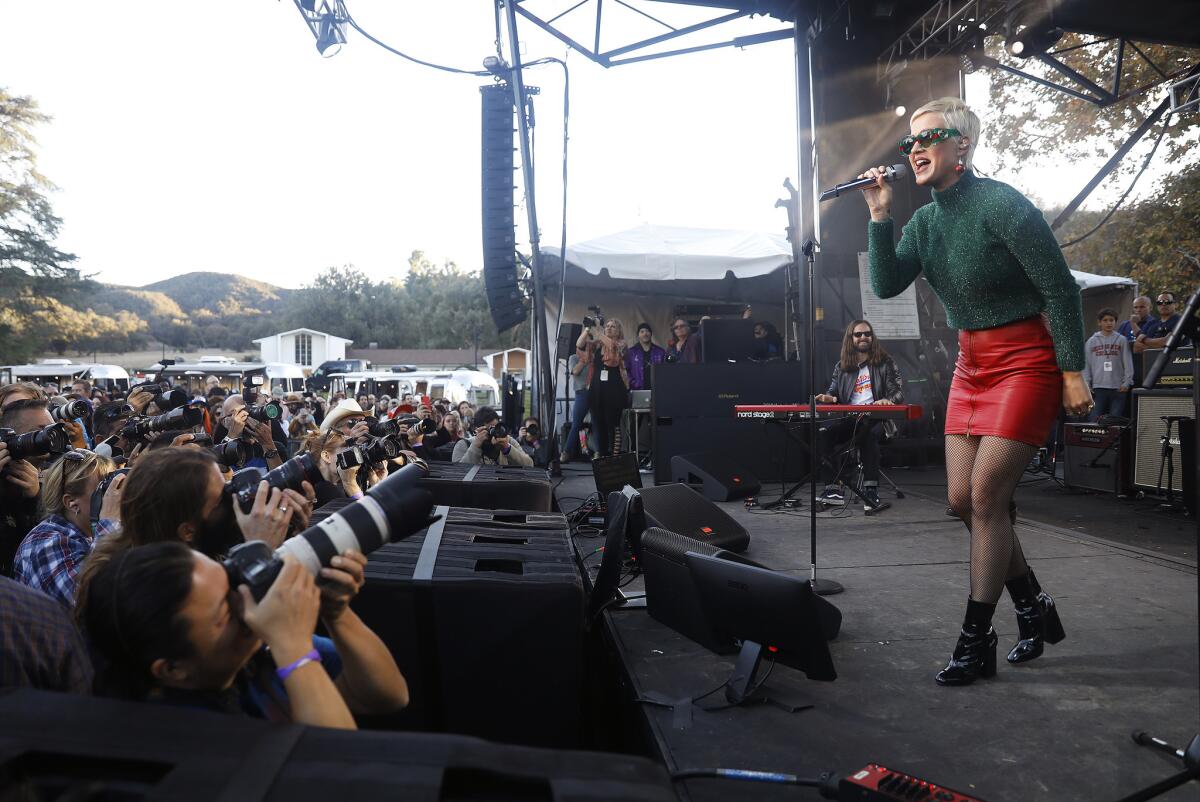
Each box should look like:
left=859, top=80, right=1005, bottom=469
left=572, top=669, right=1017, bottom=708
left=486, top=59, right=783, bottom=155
left=868, top=170, right=1085, bottom=372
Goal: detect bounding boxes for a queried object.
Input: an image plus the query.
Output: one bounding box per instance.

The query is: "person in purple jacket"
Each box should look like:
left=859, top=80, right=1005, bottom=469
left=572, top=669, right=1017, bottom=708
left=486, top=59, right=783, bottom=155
left=625, top=323, right=667, bottom=391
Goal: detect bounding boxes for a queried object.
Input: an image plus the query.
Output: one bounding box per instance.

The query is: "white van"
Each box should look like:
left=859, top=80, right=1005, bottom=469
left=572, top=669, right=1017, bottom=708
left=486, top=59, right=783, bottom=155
left=262, top=363, right=306, bottom=395
left=1, top=361, right=131, bottom=394
left=327, top=369, right=499, bottom=408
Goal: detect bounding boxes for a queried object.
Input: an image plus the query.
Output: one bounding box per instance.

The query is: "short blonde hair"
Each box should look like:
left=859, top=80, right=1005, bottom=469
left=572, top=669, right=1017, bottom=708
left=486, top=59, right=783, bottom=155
left=910, top=97, right=981, bottom=170
left=39, top=450, right=116, bottom=519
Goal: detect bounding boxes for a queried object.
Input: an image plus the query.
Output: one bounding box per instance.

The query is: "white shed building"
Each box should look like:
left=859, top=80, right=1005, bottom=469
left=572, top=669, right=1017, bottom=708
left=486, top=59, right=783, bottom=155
left=253, top=328, right=353, bottom=369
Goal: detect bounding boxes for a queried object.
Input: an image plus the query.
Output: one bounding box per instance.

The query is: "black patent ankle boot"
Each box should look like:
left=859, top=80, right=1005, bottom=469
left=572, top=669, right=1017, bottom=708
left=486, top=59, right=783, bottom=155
left=1005, top=567, right=1065, bottom=664
left=935, top=599, right=998, bottom=686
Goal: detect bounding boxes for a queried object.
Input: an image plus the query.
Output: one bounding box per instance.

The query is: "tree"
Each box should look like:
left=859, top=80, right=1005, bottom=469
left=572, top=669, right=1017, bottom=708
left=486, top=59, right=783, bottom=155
left=986, top=37, right=1200, bottom=297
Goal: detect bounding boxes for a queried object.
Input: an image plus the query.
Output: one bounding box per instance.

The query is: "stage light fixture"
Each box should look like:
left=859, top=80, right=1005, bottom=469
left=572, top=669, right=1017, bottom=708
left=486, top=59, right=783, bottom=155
left=293, top=0, right=348, bottom=58
left=894, top=105, right=907, bottom=117
left=1002, top=1, right=1062, bottom=59
left=315, top=13, right=346, bottom=57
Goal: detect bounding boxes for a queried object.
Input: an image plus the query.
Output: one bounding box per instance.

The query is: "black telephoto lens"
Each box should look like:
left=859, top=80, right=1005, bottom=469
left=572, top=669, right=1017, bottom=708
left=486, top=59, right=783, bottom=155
left=211, top=439, right=253, bottom=468
left=248, top=401, right=283, bottom=423
left=262, top=453, right=323, bottom=494
left=367, top=417, right=402, bottom=437
left=363, top=436, right=402, bottom=463
left=152, top=388, right=189, bottom=411
left=0, top=423, right=71, bottom=460
left=122, top=405, right=204, bottom=439
left=487, top=424, right=508, bottom=440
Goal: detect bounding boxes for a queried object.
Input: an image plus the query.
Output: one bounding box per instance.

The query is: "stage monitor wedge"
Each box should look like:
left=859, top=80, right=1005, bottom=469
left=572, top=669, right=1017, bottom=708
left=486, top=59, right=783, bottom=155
left=670, top=452, right=760, bottom=501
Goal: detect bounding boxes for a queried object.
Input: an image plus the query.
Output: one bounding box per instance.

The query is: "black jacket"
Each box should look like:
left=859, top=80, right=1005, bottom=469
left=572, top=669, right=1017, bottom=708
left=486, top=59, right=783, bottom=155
left=825, top=356, right=904, bottom=406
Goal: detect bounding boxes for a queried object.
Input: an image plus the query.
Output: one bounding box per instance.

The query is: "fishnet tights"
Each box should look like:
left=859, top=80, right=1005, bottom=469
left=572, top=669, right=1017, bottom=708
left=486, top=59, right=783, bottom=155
left=945, top=434, right=1036, bottom=604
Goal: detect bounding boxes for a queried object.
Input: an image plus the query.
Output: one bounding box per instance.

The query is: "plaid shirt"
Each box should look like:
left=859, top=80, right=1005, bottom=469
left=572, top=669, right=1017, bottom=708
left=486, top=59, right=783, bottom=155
left=0, top=575, right=93, bottom=693
left=12, top=515, right=119, bottom=608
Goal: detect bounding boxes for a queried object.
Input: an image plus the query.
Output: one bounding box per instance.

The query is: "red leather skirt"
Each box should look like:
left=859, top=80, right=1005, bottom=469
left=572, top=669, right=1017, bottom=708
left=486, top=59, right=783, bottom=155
left=944, top=316, right=1062, bottom=447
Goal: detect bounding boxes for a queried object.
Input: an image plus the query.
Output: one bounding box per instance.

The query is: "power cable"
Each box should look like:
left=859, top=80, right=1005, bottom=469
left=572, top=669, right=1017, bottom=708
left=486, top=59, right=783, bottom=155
left=341, top=6, right=488, bottom=76
left=1058, top=120, right=1168, bottom=250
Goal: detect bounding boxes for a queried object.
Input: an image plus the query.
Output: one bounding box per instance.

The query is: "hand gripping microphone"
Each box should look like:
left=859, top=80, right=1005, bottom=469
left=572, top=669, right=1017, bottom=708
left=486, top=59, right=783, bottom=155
left=819, top=163, right=907, bottom=203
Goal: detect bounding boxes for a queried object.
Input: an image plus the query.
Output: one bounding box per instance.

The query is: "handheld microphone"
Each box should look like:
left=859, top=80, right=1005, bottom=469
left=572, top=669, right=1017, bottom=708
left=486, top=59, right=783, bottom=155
left=819, top=164, right=907, bottom=203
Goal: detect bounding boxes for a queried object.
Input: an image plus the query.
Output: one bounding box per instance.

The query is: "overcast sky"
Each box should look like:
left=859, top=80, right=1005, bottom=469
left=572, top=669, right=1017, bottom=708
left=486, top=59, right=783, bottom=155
left=0, top=1, right=1152, bottom=289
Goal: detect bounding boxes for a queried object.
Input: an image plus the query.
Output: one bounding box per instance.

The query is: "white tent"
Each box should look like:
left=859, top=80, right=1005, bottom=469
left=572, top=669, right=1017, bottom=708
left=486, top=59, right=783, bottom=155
left=543, top=224, right=794, bottom=358
left=547, top=223, right=792, bottom=282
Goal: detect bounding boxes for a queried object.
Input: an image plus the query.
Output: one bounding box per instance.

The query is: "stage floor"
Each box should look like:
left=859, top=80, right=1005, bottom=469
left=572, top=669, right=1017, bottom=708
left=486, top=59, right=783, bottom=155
left=556, top=463, right=1200, bottom=802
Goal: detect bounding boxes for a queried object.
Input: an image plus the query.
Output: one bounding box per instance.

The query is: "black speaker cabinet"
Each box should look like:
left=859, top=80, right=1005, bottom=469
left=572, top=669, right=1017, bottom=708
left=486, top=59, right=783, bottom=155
left=637, top=483, right=750, bottom=553
left=670, top=452, right=761, bottom=501
left=0, top=689, right=675, bottom=802
left=557, top=323, right=583, bottom=359
left=1132, top=389, right=1194, bottom=495
left=1063, top=423, right=1131, bottom=495
left=651, top=361, right=809, bottom=483
left=419, top=463, right=553, bottom=511
left=353, top=506, right=584, bottom=748
left=640, top=527, right=766, bottom=652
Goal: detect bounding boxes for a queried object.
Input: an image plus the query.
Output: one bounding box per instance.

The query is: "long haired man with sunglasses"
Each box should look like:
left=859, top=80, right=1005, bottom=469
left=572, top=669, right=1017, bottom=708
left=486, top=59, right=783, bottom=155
left=860, top=97, right=1087, bottom=687
left=815, top=320, right=903, bottom=511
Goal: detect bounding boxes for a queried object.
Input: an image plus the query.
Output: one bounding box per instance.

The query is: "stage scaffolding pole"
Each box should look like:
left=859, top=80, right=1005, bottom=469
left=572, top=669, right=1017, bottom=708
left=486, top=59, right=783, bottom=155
left=501, top=0, right=558, bottom=460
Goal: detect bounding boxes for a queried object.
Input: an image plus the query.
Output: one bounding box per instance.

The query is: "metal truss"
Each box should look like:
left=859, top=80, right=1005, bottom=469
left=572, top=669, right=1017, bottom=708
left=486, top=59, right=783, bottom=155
left=877, top=0, right=1186, bottom=108
left=511, top=0, right=793, bottom=67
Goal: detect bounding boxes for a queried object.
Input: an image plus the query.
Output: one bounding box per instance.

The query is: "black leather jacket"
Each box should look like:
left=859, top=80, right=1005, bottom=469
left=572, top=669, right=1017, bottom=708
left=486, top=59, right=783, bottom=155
left=824, top=356, right=904, bottom=406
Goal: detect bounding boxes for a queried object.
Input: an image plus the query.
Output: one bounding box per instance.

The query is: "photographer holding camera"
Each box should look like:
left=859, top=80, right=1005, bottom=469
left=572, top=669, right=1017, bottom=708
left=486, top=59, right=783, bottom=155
left=575, top=314, right=630, bottom=458
left=517, top=416, right=549, bottom=467
left=12, top=449, right=125, bottom=608
left=78, top=540, right=408, bottom=727
left=452, top=407, right=534, bottom=466
left=1, top=399, right=62, bottom=574
left=217, top=394, right=285, bottom=471
left=299, top=430, right=372, bottom=505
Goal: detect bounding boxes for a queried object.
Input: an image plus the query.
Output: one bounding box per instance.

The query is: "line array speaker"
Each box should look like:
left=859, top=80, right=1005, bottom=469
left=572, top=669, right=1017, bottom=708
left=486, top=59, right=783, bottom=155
left=480, top=84, right=526, bottom=332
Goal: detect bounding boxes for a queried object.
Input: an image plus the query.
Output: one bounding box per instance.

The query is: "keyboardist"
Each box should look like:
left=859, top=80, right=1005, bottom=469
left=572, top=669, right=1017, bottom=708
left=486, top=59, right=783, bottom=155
left=814, top=319, right=904, bottom=509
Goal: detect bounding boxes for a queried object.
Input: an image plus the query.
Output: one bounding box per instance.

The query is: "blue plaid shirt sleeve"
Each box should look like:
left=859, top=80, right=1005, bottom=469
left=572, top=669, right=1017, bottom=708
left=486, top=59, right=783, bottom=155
left=12, top=515, right=111, bottom=608
left=0, top=576, right=93, bottom=693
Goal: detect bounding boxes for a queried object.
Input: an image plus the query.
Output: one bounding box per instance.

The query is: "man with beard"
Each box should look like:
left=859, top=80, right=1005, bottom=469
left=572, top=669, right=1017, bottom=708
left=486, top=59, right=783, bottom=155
left=814, top=319, right=904, bottom=511
left=75, top=448, right=313, bottom=608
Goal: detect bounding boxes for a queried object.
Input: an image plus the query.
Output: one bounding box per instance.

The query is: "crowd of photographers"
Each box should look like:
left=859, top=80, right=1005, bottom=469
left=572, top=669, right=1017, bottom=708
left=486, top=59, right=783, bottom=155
left=0, top=373, right=547, bottom=727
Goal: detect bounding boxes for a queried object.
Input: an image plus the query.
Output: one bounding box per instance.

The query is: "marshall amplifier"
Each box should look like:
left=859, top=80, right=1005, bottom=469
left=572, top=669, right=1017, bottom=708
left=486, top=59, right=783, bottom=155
left=1063, top=423, right=1131, bottom=495
left=1132, top=388, right=1194, bottom=495
left=1141, top=347, right=1194, bottom=389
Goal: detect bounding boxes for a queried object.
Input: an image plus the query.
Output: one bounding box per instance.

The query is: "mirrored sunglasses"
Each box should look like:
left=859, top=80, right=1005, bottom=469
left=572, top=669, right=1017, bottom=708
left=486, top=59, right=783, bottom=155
left=899, top=127, right=961, bottom=156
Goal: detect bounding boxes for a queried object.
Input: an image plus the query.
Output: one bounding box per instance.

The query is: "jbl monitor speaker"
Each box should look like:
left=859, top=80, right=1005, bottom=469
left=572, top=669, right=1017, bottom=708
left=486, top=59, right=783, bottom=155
left=637, top=483, right=750, bottom=553
left=670, top=452, right=760, bottom=501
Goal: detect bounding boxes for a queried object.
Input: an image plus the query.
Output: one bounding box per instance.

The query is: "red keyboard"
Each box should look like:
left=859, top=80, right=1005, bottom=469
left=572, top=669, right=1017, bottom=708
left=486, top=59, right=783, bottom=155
left=734, top=403, right=923, bottom=421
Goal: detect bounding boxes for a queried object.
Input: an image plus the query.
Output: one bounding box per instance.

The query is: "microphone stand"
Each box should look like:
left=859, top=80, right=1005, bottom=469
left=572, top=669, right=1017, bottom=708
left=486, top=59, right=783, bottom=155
left=779, top=178, right=843, bottom=596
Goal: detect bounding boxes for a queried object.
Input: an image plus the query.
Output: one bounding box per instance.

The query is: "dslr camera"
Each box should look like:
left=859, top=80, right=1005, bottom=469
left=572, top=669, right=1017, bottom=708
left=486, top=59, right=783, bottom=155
left=335, top=436, right=403, bottom=471
left=394, top=415, right=436, bottom=437
left=121, top=405, right=204, bottom=440
left=50, top=398, right=93, bottom=424
left=223, top=463, right=434, bottom=601
left=0, top=423, right=71, bottom=460
left=225, top=452, right=324, bottom=513
left=247, top=400, right=283, bottom=424
left=131, top=380, right=189, bottom=412
left=582, top=305, right=604, bottom=329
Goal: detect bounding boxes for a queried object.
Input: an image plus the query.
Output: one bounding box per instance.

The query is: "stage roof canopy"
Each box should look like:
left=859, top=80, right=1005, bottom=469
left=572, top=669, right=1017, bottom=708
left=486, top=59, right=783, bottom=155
left=544, top=223, right=792, bottom=281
